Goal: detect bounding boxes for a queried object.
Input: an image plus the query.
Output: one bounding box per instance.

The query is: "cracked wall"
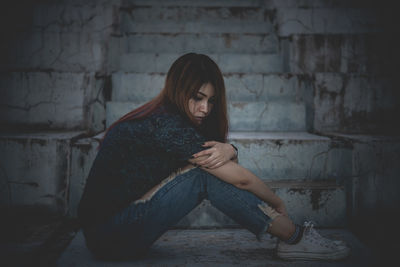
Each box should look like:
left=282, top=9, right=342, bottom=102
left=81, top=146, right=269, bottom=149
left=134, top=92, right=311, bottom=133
left=0, top=0, right=399, bottom=231
left=0, top=0, right=118, bottom=133
left=0, top=132, right=84, bottom=214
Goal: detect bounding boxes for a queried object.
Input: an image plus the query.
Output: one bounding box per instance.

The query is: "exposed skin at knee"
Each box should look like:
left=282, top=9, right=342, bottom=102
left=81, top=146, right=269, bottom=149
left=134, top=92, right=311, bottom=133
left=135, top=164, right=196, bottom=203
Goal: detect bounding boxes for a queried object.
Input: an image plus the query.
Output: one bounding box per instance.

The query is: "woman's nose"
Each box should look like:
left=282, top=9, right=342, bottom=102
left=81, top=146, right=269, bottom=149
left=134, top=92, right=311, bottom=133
left=199, top=101, right=208, bottom=113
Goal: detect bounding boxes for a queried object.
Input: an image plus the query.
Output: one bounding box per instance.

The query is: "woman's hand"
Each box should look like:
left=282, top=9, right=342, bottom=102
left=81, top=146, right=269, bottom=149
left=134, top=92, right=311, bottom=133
left=274, top=199, right=288, bottom=217
left=191, top=141, right=237, bottom=169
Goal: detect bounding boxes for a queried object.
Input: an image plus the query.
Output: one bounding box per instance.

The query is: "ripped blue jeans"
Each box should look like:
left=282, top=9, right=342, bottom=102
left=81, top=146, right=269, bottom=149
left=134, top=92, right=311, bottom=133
left=83, top=167, right=278, bottom=259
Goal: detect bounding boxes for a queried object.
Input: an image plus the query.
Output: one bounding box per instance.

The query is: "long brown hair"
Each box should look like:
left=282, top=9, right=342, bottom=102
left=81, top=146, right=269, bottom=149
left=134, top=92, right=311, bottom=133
left=101, top=53, right=228, bottom=144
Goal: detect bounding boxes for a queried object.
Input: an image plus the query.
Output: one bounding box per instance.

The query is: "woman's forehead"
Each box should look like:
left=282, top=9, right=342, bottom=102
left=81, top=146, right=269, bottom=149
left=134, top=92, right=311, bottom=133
left=198, top=83, right=215, bottom=97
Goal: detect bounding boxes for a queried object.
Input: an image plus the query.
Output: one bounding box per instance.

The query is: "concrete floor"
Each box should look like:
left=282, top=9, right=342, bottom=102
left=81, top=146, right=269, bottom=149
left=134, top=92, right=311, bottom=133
left=58, top=228, right=375, bottom=266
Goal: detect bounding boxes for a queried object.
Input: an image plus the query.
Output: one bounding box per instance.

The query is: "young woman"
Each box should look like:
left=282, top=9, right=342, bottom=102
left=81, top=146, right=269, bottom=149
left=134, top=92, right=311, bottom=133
left=78, top=53, right=350, bottom=261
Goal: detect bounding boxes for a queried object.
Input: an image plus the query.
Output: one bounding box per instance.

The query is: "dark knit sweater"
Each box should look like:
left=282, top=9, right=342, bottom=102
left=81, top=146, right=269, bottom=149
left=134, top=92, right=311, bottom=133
left=77, top=105, right=206, bottom=227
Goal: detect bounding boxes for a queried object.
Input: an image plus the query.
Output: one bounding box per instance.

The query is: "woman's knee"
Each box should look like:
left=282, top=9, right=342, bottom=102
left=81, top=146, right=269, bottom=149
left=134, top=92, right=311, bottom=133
left=136, top=166, right=202, bottom=203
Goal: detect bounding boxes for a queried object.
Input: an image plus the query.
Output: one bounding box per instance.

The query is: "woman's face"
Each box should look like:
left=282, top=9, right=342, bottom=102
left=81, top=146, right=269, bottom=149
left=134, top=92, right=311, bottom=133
left=188, top=83, right=215, bottom=125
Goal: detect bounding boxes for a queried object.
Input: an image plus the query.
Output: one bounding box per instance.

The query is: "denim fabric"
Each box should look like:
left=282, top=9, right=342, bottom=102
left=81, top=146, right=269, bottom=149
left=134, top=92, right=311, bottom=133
left=78, top=104, right=207, bottom=227
left=83, top=168, right=272, bottom=260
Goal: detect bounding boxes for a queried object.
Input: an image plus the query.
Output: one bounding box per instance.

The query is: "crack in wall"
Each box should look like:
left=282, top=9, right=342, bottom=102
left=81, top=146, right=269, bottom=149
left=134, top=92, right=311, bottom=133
left=251, top=158, right=262, bottom=175
left=262, top=151, right=294, bottom=169
left=308, top=149, right=329, bottom=180
left=34, top=6, right=98, bottom=32
left=4, top=101, right=55, bottom=112
left=256, top=103, right=269, bottom=131
left=240, top=76, right=263, bottom=100
left=279, top=18, right=314, bottom=34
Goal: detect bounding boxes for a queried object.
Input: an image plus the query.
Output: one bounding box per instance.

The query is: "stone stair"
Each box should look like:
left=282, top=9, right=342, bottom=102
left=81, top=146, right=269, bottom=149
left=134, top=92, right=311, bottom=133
left=0, top=131, right=85, bottom=215
left=1, top=0, right=350, bottom=227
left=1, top=0, right=398, bottom=252
left=58, top=228, right=374, bottom=266
left=97, top=0, right=348, bottom=228
left=0, top=1, right=110, bottom=215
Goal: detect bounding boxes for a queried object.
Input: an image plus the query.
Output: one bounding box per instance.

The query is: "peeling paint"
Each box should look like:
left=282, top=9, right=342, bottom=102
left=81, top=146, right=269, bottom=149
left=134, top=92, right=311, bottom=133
left=228, top=7, right=259, bottom=18
left=288, top=188, right=306, bottom=195
left=231, top=102, right=247, bottom=109
left=310, top=189, right=323, bottom=210
left=272, top=139, right=284, bottom=148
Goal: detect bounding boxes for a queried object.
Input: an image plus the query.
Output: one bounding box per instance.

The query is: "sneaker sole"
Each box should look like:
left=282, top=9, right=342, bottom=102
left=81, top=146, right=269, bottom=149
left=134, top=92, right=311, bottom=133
left=277, top=248, right=350, bottom=261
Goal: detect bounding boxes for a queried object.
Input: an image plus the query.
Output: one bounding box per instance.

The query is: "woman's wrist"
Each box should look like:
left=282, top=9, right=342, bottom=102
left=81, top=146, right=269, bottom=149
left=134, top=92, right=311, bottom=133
left=273, top=197, right=284, bottom=208
left=230, top=144, right=238, bottom=159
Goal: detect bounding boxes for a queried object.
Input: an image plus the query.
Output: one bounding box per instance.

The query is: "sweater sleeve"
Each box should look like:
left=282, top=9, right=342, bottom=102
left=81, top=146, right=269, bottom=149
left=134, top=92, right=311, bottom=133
left=153, top=113, right=207, bottom=162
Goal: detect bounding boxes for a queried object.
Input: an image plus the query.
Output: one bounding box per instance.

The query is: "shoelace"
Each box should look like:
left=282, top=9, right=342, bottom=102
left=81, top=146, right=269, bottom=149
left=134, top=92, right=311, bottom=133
left=303, top=221, right=338, bottom=248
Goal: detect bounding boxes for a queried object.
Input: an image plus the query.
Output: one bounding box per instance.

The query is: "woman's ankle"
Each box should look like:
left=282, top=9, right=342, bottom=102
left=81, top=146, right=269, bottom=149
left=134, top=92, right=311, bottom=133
left=267, top=216, right=296, bottom=240
left=283, top=224, right=304, bottom=245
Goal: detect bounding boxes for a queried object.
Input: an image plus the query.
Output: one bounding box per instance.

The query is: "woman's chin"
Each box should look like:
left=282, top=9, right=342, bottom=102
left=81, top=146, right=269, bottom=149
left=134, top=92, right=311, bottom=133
left=193, top=118, right=204, bottom=126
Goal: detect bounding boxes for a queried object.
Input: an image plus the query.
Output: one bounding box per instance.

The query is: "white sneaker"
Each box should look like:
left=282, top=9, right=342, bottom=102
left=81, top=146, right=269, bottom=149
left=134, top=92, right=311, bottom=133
left=277, top=222, right=350, bottom=261
left=303, top=221, right=347, bottom=247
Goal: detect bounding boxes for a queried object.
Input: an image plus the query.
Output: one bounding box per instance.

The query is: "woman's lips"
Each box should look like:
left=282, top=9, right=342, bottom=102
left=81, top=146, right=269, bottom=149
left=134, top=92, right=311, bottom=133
left=195, top=117, right=205, bottom=123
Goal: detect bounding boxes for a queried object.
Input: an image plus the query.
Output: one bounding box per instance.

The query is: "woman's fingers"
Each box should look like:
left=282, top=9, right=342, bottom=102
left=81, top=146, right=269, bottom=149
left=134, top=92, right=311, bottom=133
left=207, top=160, right=225, bottom=169
left=199, top=155, right=220, bottom=166
left=189, top=155, right=209, bottom=165
left=202, top=141, right=218, bottom=147
left=192, top=148, right=213, bottom=158
left=203, top=158, right=219, bottom=168
left=192, top=141, right=232, bottom=168
left=197, top=155, right=218, bottom=166
left=201, top=157, right=222, bottom=167
left=204, top=157, right=228, bottom=168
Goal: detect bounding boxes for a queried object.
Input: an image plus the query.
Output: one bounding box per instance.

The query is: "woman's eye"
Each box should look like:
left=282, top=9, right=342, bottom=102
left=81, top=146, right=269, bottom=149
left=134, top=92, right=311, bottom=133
left=194, top=96, right=202, bottom=101
left=209, top=98, right=215, bottom=104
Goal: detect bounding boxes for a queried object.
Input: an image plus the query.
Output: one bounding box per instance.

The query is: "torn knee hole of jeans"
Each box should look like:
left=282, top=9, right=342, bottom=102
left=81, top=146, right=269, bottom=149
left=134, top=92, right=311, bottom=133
left=133, top=166, right=196, bottom=204
left=258, top=202, right=281, bottom=221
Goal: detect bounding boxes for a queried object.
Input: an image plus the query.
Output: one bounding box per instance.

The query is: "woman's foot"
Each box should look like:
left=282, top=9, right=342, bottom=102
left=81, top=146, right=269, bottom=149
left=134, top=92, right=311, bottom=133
left=276, top=222, right=350, bottom=261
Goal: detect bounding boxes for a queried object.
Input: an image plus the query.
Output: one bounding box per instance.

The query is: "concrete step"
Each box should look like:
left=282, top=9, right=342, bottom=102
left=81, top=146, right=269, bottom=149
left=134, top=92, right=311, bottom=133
left=67, top=131, right=351, bottom=227
left=70, top=139, right=346, bottom=226
left=111, top=32, right=278, bottom=54
left=109, top=53, right=283, bottom=73
left=321, top=132, right=400, bottom=230
left=228, top=132, right=352, bottom=181
left=111, top=72, right=310, bottom=102
left=276, top=7, right=382, bottom=37
left=120, top=5, right=272, bottom=24
left=177, top=180, right=346, bottom=228
left=105, top=101, right=306, bottom=131
left=120, top=20, right=273, bottom=34
left=0, top=72, right=104, bottom=132
left=122, top=0, right=270, bottom=8
left=1, top=31, right=105, bottom=72
left=176, top=132, right=352, bottom=228
left=228, top=101, right=305, bottom=131
left=0, top=131, right=85, bottom=215
left=68, top=136, right=101, bottom=218
left=58, top=228, right=373, bottom=266
left=32, top=4, right=113, bottom=33
left=0, top=215, right=77, bottom=267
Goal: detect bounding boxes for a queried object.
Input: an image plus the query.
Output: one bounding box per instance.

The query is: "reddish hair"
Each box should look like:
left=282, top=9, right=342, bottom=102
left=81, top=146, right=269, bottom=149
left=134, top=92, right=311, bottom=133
left=101, top=53, right=228, bottom=145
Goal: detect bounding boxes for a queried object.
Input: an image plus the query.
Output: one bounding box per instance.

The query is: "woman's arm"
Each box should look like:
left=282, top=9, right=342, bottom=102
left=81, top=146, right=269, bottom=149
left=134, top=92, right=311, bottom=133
left=188, top=159, right=286, bottom=214
left=191, top=141, right=238, bottom=168
left=232, top=157, right=238, bottom=164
